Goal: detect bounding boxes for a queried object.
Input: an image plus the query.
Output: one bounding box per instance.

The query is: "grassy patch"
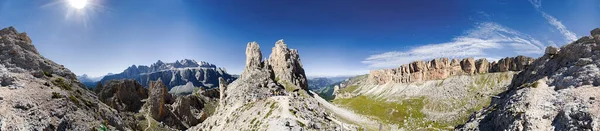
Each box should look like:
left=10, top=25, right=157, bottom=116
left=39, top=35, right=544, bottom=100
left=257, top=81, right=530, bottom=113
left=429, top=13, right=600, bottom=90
left=336, top=85, right=359, bottom=95
left=69, top=95, right=80, bottom=105
left=264, top=103, right=277, bottom=119
left=296, top=120, right=305, bottom=127
left=333, top=96, right=427, bottom=126
left=51, top=92, right=63, bottom=99
left=53, top=77, right=72, bottom=91
left=43, top=71, right=53, bottom=77
left=250, top=117, right=257, bottom=124
left=282, top=81, right=297, bottom=92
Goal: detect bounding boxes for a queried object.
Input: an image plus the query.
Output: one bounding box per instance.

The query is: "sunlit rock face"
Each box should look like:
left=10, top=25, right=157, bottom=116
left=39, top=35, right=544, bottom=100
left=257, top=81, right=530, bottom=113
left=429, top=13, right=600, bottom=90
left=244, top=41, right=263, bottom=73
left=368, top=56, right=534, bottom=84
left=268, top=40, right=308, bottom=90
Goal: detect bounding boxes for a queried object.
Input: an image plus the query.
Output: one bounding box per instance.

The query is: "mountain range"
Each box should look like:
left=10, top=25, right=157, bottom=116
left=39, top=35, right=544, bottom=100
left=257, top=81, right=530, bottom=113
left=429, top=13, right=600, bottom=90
left=99, top=59, right=236, bottom=95
left=1, top=26, right=600, bottom=130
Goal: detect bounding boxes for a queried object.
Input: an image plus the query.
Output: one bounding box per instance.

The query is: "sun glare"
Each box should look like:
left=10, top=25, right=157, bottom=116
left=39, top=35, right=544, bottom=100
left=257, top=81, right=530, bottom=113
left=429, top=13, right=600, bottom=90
left=68, top=0, right=88, bottom=9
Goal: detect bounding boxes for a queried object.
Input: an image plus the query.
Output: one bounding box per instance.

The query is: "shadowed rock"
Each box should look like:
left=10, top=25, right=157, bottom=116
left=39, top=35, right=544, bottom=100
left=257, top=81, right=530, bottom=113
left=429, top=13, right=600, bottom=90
left=147, top=79, right=172, bottom=121
left=96, top=79, right=148, bottom=112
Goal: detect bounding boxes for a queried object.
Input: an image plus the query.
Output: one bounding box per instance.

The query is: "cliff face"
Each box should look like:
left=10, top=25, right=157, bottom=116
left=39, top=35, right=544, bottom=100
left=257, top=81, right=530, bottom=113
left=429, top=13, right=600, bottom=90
left=368, top=56, right=534, bottom=84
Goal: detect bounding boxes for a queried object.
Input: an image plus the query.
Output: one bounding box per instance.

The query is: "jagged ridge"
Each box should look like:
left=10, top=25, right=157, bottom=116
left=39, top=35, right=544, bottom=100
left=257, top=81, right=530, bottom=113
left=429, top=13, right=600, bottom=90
left=100, top=59, right=235, bottom=92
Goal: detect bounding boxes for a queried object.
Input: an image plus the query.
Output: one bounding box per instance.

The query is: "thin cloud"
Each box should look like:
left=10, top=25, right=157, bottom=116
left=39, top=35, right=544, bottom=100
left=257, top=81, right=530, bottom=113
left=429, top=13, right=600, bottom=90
left=529, top=0, right=578, bottom=42
left=362, top=22, right=545, bottom=68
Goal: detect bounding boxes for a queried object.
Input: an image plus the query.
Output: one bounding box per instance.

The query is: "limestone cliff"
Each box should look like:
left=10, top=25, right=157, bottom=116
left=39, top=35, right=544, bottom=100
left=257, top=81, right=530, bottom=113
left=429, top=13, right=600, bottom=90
left=368, top=56, right=534, bottom=84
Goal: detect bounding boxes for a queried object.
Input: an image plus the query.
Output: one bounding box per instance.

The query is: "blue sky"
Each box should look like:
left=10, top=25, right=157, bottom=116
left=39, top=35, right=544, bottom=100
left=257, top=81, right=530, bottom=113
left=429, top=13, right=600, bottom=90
left=0, top=0, right=599, bottom=77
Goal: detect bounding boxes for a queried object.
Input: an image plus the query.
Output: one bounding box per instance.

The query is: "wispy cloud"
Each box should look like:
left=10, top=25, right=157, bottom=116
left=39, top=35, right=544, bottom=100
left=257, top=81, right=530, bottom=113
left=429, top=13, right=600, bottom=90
left=362, top=22, right=545, bottom=68
left=529, top=0, right=578, bottom=42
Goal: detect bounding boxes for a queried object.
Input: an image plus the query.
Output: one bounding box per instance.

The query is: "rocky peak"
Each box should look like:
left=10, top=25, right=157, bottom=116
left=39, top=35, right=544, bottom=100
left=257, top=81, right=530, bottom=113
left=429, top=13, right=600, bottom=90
left=268, top=39, right=308, bottom=90
left=244, top=41, right=262, bottom=72
left=545, top=46, right=559, bottom=55
left=0, top=27, right=73, bottom=79
left=147, top=79, right=173, bottom=121
left=154, top=60, right=164, bottom=66
left=592, top=28, right=600, bottom=37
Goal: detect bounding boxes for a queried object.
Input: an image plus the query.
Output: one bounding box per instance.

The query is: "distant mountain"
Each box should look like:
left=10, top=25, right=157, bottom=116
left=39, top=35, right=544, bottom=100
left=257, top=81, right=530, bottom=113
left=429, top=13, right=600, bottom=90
left=77, top=74, right=107, bottom=89
left=307, top=76, right=350, bottom=90
left=99, top=59, right=236, bottom=95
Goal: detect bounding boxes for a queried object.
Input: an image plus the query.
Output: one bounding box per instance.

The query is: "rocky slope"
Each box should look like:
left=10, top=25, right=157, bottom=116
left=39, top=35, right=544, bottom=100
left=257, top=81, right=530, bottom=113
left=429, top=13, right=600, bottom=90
left=368, top=56, right=534, bottom=85
left=0, top=27, right=127, bottom=130
left=100, top=59, right=236, bottom=95
left=192, top=40, right=352, bottom=130
left=458, top=28, right=600, bottom=130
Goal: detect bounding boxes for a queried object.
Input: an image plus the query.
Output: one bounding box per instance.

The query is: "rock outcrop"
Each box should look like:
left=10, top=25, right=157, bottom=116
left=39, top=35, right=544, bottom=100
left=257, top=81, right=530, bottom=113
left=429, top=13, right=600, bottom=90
left=100, top=59, right=235, bottom=94
left=96, top=79, right=148, bottom=112
left=458, top=28, right=600, bottom=130
left=193, top=40, right=344, bottom=130
left=268, top=40, right=308, bottom=90
left=171, top=95, right=207, bottom=128
left=147, top=80, right=173, bottom=121
left=488, top=55, right=534, bottom=72
left=218, top=77, right=227, bottom=105
left=0, top=26, right=127, bottom=130
left=368, top=56, right=534, bottom=84
left=244, top=41, right=263, bottom=73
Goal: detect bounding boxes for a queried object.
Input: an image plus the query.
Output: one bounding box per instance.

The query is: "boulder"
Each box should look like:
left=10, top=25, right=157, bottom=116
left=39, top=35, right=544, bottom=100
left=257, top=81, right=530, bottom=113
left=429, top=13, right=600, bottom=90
left=545, top=46, right=559, bottom=55
left=592, top=28, right=600, bottom=37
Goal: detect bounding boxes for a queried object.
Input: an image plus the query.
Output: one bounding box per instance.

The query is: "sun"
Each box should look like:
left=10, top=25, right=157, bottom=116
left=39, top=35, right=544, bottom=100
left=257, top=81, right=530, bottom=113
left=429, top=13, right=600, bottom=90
left=68, top=0, right=88, bottom=9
